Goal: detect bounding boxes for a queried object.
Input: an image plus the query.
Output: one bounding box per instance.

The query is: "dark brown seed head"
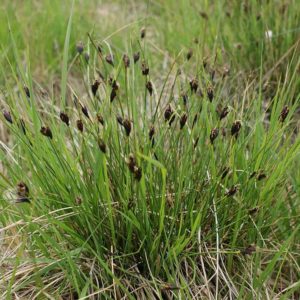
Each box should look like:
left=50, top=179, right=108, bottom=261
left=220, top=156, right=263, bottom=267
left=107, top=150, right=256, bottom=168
left=190, top=78, right=198, bottom=93
left=60, top=112, right=69, bottom=126
left=140, top=27, right=146, bottom=39
left=225, top=185, right=238, bottom=197
left=75, top=197, right=82, bottom=205
left=199, top=11, right=208, bottom=20
left=40, top=126, right=52, bottom=139
left=249, top=207, right=259, bottom=215
left=91, top=80, right=100, bottom=96
left=97, top=44, right=103, bottom=55
left=186, top=48, right=193, bottom=61
left=210, top=127, right=219, bottom=144
left=242, top=244, right=256, bottom=256
left=134, top=166, right=142, bottom=181
left=110, top=89, right=117, bottom=102
left=133, top=52, right=140, bottom=63
left=192, top=114, right=198, bottom=128
left=97, top=114, right=104, bottom=126
left=221, top=127, right=226, bottom=137
left=181, top=92, right=188, bottom=105
left=23, top=85, right=30, bottom=98
left=180, top=113, right=188, bottom=129
left=194, top=137, right=199, bottom=148
left=149, top=125, right=155, bottom=140
left=117, top=115, right=123, bottom=126
left=110, top=79, right=119, bottom=91
left=231, top=120, right=241, bottom=137
left=279, top=105, right=289, bottom=122
left=257, top=172, right=267, bottom=181
left=98, top=138, right=107, bottom=153
left=122, top=118, right=132, bottom=136
left=141, top=61, right=149, bottom=76
left=76, top=120, right=84, bottom=132
left=207, top=86, right=214, bottom=102
left=219, top=106, right=229, bottom=120
left=3, top=110, right=13, bottom=124
left=105, top=54, right=114, bottom=66
left=123, top=54, right=130, bottom=68
left=19, top=119, right=26, bottom=135
left=76, top=41, right=84, bottom=54
left=221, top=167, right=230, bottom=179
left=127, top=153, right=136, bottom=173
left=249, top=171, right=257, bottom=179
left=146, top=81, right=153, bottom=95
left=16, top=181, right=30, bottom=203
left=81, top=106, right=90, bottom=119
left=17, top=181, right=29, bottom=197
left=164, top=104, right=173, bottom=122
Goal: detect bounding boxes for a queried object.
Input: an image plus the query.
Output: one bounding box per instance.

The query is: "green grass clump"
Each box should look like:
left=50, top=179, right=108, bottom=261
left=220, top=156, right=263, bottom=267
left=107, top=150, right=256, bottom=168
left=0, top=1, right=300, bottom=299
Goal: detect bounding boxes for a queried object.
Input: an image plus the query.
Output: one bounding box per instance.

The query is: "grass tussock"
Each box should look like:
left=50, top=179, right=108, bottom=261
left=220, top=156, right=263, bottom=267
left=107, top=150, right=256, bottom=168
left=0, top=0, right=300, bottom=299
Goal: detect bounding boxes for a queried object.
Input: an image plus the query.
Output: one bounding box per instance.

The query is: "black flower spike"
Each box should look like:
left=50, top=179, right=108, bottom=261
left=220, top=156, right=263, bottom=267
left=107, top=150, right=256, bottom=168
left=97, top=44, right=103, bottom=55
left=279, top=105, right=289, bottom=122
left=140, top=27, right=146, bottom=39
left=91, top=80, right=100, bottom=96
left=122, top=119, right=132, bottom=136
left=133, top=52, right=140, bottom=64
left=192, top=113, right=198, bottom=128
left=40, top=126, right=52, bottom=139
left=60, top=112, right=70, bottom=126
left=190, top=78, right=198, bottom=93
left=117, top=116, right=123, bottom=126
left=180, top=113, right=188, bottom=129
left=81, top=106, right=90, bottom=119
left=225, top=185, right=238, bottom=197
left=76, top=119, right=84, bottom=132
left=221, top=167, right=230, bottom=179
left=149, top=125, right=155, bottom=143
left=186, top=48, right=193, bottom=61
left=219, top=106, right=229, bottom=120
left=242, top=244, right=256, bottom=256
left=3, top=110, right=13, bottom=124
left=257, top=172, right=267, bottom=181
left=110, top=89, right=117, bottom=102
left=19, top=119, right=26, bottom=135
left=194, top=137, right=199, bottom=148
left=181, top=92, right=188, bottom=105
left=231, top=120, right=241, bottom=137
left=164, top=105, right=173, bottom=122
left=199, top=11, right=208, bottom=20
left=23, top=85, right=30, bottom=98
left=134, top=166, right=142, bottom=181
left=123, top=54, right=130, bottom=68
left=105, top=54, right=114, bottom=66
left=207, top=86, right=214, bottom=102
left=146, top=81, right=153, bottom=95
left=17, top=181, right=29, bottom=198
left=126, top=153, right=136, bottom=173
left=98, top=138, right=106, bottom=153
left=76, top=41, right=84, bottom=54
left=16, top=181, right=30, bottom=203
left=97, top=114, right=104, bottom=126
left=210, top=127, right=219, bottom=144
left=76, top=196, right=82, bottom=205
left=141, top=61, right=149, bottom=76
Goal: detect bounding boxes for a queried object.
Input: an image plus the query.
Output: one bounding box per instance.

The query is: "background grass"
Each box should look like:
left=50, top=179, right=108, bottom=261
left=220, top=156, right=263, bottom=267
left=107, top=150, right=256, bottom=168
left=0, top=0, right=300, bottom=299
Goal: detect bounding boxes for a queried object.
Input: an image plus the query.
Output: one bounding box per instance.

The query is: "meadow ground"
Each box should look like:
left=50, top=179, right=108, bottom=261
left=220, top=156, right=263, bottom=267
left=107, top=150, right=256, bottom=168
left=0, top=0, right=300, bottom=299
